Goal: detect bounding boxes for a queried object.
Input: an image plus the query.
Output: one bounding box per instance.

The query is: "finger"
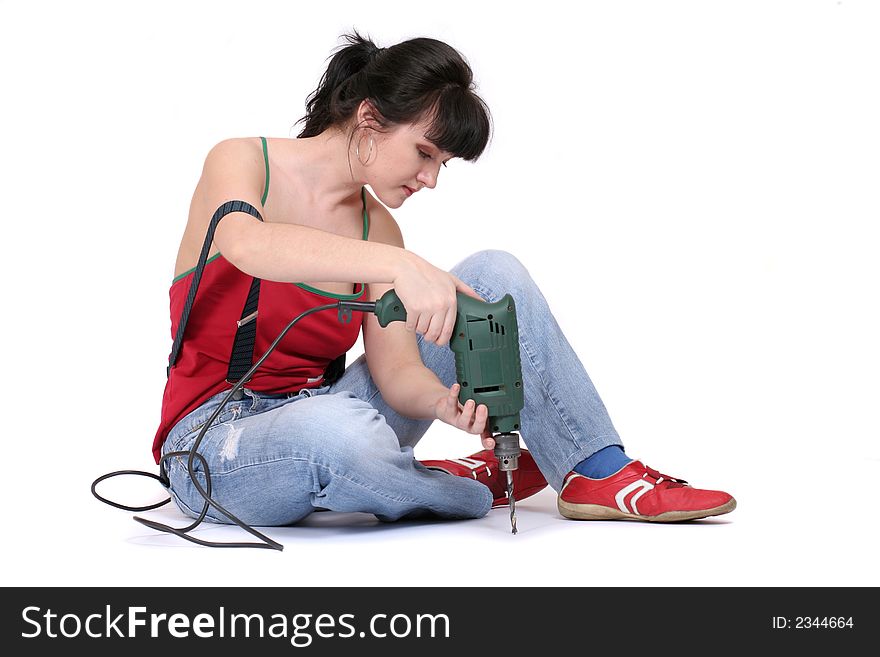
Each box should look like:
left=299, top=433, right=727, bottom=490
left=425, top=312, right=445, bottom=344
left=481, top=426, right=494, bottom=443
left=436, top=385, right=457, bottom=423
left=458, top=398, right=475, bottom=428
left=415, top=312, right=431, bottom=336
left=448, top=384, right=460, bottom=408
left=464, top=400, right=479, bottom=430
left=482, top=434, right=495, bottom=449
left=440, top=305, right=456, bottom=346
left=453, top=276, right=483, bottom=301
left=445, top=385, right=460, bottom=415
left=471, top=404, right=489, bottom=433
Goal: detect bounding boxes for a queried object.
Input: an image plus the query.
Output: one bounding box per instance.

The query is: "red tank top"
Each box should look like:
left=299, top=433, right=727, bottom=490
left=152, top=148, right=370, bottom=462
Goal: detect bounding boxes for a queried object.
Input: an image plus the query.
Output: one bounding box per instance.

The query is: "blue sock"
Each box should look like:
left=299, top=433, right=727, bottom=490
left=573, top=445, right=633, bottom=479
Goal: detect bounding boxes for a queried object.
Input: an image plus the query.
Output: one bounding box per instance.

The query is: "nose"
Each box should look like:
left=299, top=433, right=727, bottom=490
left=416, top=165, right=439, bottom=190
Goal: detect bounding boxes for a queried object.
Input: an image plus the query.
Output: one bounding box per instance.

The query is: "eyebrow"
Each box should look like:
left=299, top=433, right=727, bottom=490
left=420, top=141, right=452, bottom=162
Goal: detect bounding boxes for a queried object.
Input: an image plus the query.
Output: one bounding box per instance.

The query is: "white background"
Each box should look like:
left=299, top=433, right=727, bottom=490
left=1, top=0, right=878, bottom=587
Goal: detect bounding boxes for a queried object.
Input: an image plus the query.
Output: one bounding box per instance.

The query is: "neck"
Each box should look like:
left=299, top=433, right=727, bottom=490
left=285, top=127, right=366, bottom=212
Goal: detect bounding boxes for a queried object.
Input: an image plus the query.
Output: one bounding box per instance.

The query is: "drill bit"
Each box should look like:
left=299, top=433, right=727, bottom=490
left=494, top=432, right=521, bottom=534
left=506, top=470, right=517, bottom=534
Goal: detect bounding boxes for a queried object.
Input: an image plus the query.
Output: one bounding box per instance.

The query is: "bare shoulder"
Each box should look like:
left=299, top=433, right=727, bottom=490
left=201, top=137, right=264, bottom=186
left=193, top=137, right=267, bottom=221
left=173, top=137, right=266, bottom=278
left=363, top=188, right=404, bottom=248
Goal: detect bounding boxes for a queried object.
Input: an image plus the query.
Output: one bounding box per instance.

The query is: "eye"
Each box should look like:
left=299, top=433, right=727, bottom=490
left=418, top=150, right=432, bottom=160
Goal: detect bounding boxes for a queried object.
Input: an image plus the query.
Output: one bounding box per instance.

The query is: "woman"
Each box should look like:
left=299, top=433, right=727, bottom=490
left=156, top=32, right=735, bottom=533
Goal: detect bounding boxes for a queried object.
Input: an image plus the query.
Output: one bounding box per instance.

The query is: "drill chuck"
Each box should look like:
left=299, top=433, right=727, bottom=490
left=493, top=432, right=521, bottom=471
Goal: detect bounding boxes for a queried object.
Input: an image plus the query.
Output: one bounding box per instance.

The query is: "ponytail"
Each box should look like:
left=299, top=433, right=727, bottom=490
left=297, top=31, right=381, bottom=138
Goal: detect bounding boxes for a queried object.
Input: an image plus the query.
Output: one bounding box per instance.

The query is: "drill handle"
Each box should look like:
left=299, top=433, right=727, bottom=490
left=374, top=288, right=487, bottom=327
left=373, top=289, right=408, bottom=327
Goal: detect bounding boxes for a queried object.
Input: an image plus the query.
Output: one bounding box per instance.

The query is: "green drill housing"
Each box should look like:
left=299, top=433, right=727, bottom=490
left=370, top=289, right=524, bottom=434
left=448, top=293, right=523, bottom=434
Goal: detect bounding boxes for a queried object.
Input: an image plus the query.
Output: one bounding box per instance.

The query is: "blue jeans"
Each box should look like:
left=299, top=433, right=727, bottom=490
left=162, top=250, right=623, bottom=525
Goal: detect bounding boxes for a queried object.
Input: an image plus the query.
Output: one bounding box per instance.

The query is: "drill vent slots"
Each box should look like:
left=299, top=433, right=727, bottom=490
left=467, top=317, right=506, bottom=352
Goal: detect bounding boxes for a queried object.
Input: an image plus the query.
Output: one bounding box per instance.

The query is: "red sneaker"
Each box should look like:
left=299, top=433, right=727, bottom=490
left=420, top=449, right=548, bottom=508
left=558, top=460, right=736, bottom=522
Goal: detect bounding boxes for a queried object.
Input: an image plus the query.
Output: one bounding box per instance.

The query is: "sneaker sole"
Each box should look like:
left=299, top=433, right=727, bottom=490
left=557, top=497, right=737, bottom=522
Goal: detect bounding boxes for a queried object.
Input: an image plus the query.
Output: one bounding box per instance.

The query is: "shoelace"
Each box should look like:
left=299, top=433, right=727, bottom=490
left=642, top=465, right=689, bottom=488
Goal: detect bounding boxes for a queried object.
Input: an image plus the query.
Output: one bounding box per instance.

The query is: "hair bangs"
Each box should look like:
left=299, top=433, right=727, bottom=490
left=423, top=87, right=491, bottom=162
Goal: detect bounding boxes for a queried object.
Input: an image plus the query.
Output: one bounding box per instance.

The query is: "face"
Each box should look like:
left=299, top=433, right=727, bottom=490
left=361, top=115, right=454, bottom=209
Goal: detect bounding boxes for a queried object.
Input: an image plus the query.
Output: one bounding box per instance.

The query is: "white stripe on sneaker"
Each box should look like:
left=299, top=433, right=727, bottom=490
left=448, top=457, right=486, bottom=469
left=561, top=472, right=583, bottom=494
left=614, top=480, right=654, bottom=515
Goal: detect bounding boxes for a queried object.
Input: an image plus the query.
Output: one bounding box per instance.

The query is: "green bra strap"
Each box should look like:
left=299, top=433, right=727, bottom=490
left=260, top=137, right=270, bottom=205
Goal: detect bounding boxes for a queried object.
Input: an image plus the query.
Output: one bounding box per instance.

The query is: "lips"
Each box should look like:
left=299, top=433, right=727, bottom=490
left=403, top=185, right=416, bottom=197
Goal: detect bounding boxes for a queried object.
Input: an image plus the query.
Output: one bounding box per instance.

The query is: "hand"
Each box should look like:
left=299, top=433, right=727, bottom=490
left=392, top=252, right=484, bottom=346
left=434, top=383, right=496, bottom=449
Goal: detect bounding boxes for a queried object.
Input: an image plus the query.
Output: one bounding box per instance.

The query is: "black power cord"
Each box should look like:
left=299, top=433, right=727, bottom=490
left=92, top=300, right=374, bottom=550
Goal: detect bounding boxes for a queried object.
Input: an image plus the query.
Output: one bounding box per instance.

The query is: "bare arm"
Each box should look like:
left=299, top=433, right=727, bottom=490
left=362, top=201, right=491, bottom=444
left=202, top=138, right=409, bottom=284
left=230, top=220, right=409, bottom=284
left=361, top=202, right=431, bottom=404
left=378, top=362, right=445, bottom=419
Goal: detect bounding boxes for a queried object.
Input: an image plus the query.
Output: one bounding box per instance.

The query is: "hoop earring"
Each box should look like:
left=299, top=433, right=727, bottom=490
left=356, top=134, right=374, bottom=166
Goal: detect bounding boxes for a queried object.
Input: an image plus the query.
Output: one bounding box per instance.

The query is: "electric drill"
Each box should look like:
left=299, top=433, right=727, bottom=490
left=338, top=289, right=525, bottom=533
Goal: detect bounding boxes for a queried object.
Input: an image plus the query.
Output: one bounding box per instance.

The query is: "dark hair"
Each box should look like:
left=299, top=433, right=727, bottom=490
left=296, top=31, right=491, bottom=161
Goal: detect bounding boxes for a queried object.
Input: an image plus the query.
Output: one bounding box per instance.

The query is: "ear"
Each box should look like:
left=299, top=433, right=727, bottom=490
left=356, top=99, right=384, bottom=130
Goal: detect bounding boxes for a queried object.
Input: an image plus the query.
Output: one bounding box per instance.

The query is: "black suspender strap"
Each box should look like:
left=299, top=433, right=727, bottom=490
left=226, top=276, right=262, bottom=383
left=167, top=200, right=264, bottom=378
